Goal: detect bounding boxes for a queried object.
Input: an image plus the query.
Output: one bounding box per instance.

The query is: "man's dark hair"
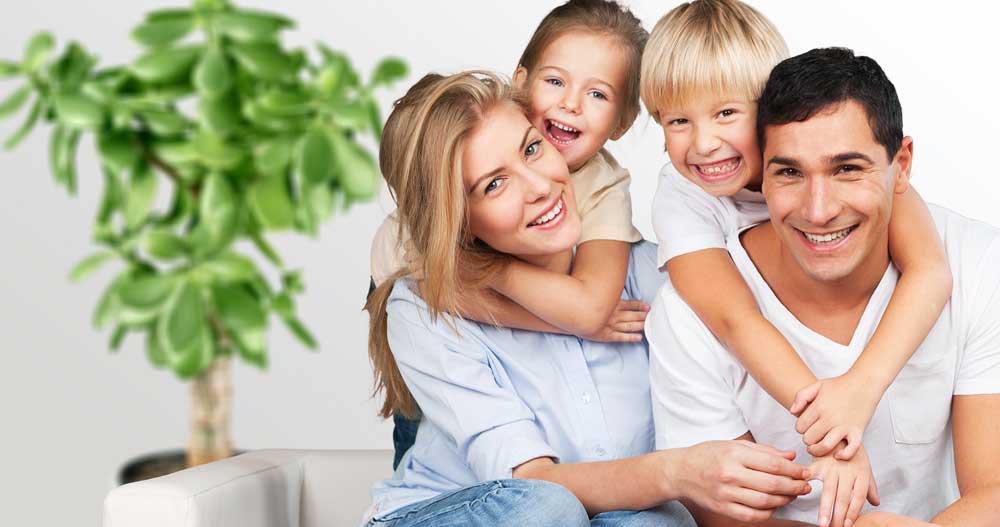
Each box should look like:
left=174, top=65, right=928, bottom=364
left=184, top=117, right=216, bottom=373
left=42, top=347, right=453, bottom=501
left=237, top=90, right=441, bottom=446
left=757, top=47, right=903, bottom=161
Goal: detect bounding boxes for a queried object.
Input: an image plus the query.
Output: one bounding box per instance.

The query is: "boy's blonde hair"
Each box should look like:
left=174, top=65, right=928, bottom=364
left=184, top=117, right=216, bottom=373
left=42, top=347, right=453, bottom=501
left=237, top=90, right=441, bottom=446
left=518, top=0, right=648, bottom=134
left=366, top=71, right=520, bottom=419
left=640, top=0, right=788, bottom=123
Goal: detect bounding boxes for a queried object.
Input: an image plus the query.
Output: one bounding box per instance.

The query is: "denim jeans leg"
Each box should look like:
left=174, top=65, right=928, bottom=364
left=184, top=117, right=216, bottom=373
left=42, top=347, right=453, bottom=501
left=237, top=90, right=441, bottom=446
left=368, top=479, right=590, bottom=527
left=589, top=501, right=696, bottom=527
left=391, top=412, right=420, bottom=470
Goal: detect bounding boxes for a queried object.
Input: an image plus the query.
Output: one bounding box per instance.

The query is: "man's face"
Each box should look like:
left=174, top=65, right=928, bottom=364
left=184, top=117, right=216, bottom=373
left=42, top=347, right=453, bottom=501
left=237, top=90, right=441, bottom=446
left=761, top=100, right=912, bottom=283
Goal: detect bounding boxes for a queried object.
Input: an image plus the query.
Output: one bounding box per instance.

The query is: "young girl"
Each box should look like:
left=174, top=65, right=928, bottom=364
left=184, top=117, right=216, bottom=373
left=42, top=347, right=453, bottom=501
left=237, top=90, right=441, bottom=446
left=640, top=1, right=953, bottom=526
left=370, top=0, right=651, bottom=343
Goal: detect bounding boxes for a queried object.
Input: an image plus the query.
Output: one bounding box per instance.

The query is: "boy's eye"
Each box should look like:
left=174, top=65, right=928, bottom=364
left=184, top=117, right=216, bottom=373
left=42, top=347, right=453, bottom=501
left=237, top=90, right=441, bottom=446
left=718, top=109, right=736, bottom=118
left=667, top=118, right=688, bottom=126
left=587, top=90, right=607, bottom=100
left=545, top=78, right=564, bottom=87
left=524, top=139, right=542, bottom=157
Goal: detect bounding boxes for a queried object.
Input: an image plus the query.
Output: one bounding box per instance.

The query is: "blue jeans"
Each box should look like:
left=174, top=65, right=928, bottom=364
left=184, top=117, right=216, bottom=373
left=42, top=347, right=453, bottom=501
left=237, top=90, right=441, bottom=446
left=367, top=479, right=695, bottom=527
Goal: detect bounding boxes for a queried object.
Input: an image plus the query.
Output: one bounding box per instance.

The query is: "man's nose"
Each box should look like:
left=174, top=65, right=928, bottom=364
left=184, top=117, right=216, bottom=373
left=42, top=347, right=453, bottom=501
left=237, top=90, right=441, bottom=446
left=800, top=177, right=840, bottom=226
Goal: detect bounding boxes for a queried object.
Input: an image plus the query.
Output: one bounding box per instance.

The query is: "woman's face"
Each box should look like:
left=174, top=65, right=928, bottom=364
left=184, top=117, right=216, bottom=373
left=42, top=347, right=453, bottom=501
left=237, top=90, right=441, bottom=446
left=462, top=102, right=581, bottom=262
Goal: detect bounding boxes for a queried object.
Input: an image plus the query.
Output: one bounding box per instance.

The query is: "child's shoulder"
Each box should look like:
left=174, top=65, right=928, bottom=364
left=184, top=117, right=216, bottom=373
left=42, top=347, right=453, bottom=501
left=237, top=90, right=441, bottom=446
left=572, top=148, right=624, bottom=181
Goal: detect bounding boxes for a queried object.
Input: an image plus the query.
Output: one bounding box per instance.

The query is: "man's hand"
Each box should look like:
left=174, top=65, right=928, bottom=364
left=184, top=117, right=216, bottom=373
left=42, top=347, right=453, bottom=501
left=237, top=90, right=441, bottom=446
left=584, top=299, right=649, bottom=343
left=791, top=373, right=882, bottom=460
left=807, top=444, right=880, bottom=527
left=852, top=512, right=942, bottom=527
left=678, top=440, right=812, bottom=523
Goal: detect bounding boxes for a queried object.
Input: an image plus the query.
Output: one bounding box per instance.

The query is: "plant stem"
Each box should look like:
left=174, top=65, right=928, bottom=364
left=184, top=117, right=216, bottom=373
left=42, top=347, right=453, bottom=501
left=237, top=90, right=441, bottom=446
left=187, top=356, right=233, bottom=467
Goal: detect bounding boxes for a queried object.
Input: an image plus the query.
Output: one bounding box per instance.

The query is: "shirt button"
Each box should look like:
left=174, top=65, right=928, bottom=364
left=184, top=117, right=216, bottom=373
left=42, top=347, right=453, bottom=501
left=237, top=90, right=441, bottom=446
left=582, top=392, right=592, bottom=405
left=595, top=446, right=606, bottom=457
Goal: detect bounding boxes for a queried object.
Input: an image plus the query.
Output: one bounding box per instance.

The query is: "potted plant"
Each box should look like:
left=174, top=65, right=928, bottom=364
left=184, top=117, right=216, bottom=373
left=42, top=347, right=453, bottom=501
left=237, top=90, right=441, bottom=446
left=0, top=0, right=406, bottom=483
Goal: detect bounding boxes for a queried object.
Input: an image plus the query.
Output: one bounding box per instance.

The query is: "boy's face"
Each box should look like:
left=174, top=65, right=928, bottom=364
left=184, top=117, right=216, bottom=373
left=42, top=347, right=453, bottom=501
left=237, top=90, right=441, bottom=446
left=515, top=31, right=628, bottom=172
left=658, top=92, right=762, bottom=197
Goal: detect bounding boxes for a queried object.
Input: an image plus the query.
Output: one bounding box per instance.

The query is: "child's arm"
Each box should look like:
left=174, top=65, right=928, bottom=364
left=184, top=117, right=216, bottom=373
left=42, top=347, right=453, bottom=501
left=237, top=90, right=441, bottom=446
left=666, top=248, right=818, bottom=409
left=793, top=186, right=952, bottom=459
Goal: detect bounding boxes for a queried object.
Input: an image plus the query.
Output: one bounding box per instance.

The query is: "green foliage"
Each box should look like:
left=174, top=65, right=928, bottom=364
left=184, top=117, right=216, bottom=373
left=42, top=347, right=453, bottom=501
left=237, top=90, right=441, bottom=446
left=0, top=0, right=406, bottom=380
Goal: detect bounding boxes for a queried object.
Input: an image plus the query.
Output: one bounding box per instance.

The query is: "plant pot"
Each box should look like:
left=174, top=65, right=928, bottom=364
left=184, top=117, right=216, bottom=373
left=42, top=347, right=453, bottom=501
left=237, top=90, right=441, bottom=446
left=116, top=448, right=245, bottom=486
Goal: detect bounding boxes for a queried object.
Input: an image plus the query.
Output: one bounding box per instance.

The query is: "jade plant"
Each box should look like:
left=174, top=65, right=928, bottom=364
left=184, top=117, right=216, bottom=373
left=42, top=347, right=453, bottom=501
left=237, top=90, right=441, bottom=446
left=0, top=0, right=406, bottom=467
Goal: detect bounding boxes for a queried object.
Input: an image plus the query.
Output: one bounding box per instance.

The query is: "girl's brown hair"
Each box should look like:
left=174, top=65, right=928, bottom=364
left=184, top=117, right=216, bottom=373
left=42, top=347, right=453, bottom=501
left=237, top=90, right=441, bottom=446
left=517, top=0, right=648, bottom=135
left=366, top=71, right=525, bottom=419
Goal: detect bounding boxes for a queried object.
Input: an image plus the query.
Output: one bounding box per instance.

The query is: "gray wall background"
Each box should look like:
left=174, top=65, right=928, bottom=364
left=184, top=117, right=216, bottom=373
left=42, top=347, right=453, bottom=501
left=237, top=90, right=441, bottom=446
left=1, top=1, right=997, bottom=525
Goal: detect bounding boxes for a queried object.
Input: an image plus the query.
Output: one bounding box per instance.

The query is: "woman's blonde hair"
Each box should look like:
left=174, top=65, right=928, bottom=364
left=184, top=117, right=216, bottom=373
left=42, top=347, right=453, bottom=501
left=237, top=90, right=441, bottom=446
left=517, top=0, right=648, bottom=135
left=640, top=0, right=788, bottom=123
left=366, top=71, right=524, bottom=419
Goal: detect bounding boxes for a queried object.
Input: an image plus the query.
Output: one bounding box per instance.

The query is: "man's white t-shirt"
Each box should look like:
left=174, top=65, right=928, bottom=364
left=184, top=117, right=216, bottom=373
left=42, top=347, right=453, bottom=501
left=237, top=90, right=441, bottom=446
left=651, top=162, right=769, bottom=269
left=647, top=205, right=1000, bottom=521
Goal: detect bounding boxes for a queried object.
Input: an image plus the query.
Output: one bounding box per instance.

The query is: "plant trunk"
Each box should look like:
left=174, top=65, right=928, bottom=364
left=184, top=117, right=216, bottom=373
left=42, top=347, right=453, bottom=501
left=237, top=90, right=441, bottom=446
left=187, top=356, right=233, bottom=467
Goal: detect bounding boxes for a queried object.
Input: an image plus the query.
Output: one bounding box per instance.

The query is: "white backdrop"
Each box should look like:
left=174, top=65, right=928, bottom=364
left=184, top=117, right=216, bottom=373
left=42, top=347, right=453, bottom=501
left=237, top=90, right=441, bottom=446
left=1, top=1, right=997, bottom=525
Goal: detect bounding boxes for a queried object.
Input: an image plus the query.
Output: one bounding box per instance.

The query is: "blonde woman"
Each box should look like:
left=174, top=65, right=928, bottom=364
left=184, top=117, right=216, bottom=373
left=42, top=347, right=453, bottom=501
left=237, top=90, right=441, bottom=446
left=363, top=71, right=812, bottom=527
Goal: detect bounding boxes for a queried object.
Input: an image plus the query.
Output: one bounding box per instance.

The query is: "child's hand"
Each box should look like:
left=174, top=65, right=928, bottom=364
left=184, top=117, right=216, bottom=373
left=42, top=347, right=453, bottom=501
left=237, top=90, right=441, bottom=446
left=403, top=240, right=425, bottom=281
left=584, top=299, right=649, bottom=343
left=790, top=374, right=881, bottom=460
left=806, top=444, right=880, bottom=527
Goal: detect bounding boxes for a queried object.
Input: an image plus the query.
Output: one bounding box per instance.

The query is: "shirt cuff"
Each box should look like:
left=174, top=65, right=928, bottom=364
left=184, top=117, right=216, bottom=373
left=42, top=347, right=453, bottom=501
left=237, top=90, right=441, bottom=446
left=467, top=420, right=559, bottom=481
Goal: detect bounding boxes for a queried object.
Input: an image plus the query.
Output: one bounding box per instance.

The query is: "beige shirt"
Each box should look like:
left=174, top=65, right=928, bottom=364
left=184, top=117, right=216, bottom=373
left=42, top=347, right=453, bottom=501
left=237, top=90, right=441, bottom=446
left=370, top=148, right=642, bottom=285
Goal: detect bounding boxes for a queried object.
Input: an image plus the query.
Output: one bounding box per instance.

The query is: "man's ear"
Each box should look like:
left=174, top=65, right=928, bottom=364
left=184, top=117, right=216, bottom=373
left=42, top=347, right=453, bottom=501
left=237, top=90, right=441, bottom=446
left=892, top=136, right=914, bottom=194
left=512, top=66, right=529, bottom=89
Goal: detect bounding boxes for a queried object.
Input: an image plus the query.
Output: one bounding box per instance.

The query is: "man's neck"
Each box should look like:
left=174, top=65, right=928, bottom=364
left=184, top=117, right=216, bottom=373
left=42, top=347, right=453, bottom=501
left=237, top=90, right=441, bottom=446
left=740, top=222, right=889, bottom=345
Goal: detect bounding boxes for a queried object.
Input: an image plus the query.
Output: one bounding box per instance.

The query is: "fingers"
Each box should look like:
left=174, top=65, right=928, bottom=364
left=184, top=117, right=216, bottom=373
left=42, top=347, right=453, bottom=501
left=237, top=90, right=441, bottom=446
left=611, top=320, right=645, bottom=333
left=866, top=473, right=880, bottom=506
left=741, top=440, right=799, bottom=461
left=844, top=475, right=868, bottom=527
left=831, top=472, right=854, bottom=527
left=604, top=331, right=643, bottom=343
left=834, top=430, right=863, bottom=461
left=742, top=449, right=811, bottom=483
left=802, top=417, right=832, bottom=446
left=817, top=466, right=838, bottom=527
left=808, top=426, right=848, bottom=458
left=796, top=402, right=821, bottom=435
left=616, top=299, right=650, bottom=312
left=726, top=486, right=797, bottom=511
left=790, top=382, right=822, bottom=416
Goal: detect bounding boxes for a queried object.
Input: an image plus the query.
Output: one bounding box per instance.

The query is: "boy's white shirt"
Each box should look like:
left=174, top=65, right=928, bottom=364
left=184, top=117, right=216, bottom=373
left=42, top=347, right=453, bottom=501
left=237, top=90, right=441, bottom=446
left=651, top=162, right=769, bottom=269
left=646, top=203, right=1000, bottom=521
left=369, top=148, right=642, bottom=285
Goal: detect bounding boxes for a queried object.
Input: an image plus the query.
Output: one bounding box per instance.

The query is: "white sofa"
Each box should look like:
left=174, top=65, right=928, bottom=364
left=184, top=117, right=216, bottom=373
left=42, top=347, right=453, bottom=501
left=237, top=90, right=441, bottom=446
left=103, top=449, right=394, bottom=527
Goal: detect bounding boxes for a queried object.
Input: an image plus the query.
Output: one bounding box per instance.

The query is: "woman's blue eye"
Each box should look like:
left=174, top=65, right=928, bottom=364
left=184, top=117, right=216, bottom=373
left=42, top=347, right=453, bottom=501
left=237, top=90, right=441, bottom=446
left=485, top=178, right=503, bottom=194
left=545, top=78, right=564, bottom=87
left=525, top=139, right=542, bottom=157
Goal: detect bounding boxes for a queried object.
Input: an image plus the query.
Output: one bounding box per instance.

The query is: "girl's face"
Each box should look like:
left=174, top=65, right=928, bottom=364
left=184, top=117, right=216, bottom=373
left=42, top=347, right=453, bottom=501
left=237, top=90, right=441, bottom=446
left=516, top=31, right=628, bottom=172
left=462, top=102, right=581, bottom=264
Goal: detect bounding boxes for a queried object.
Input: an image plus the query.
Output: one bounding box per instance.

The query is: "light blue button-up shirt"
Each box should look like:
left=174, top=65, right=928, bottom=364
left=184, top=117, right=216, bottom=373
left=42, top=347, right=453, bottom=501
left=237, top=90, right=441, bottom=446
left=367, top=241, right=666, bottom=519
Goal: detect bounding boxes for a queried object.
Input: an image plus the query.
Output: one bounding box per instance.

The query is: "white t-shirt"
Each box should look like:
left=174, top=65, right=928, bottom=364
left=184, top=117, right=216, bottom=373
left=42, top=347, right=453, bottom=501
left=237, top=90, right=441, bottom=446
left=651, top=162, right=769, bottom=269
left=647, top=205, right=1000, bottom=521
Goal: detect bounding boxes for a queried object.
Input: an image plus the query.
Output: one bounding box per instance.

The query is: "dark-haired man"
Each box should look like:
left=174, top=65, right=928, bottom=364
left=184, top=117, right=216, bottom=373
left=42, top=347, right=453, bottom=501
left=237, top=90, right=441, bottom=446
left=648, top=47, right=1000, bottom=526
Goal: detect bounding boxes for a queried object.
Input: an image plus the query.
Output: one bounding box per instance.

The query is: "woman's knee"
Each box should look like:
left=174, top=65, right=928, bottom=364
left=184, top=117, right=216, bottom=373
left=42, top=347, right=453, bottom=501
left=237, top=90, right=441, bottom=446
left=491, top=479, right=589, bottom=527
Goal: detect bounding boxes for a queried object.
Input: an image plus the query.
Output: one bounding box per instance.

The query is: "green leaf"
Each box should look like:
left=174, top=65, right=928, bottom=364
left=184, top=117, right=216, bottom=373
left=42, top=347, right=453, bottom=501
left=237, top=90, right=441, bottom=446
left=281, top=314, right=317, bottom=350
left=228, top=43, right=297, bottom=82
left=146, top=8, right=194, bottom=22
left=271, top=291, right=294, bottom=318
left=132, top=15, right=195, bottom=48
left=199, top=252, right=258, bottom=283
left=23, top=32, right=55, bottom=73
left=330, top=132, right=380, bottom=199
left=193, top=48, right=232, bottom=99
left=307, top=183, right=336, bottom=221
left=153, top=141, right=199, bottom=165
left=257, top=90, right=311, bottom=116
left=0, top=60, right=20, bottom=78
left=97, top=132, right=140, bottom=173
left=254, top=137, right=293, bottom=175
left=143, top=230, right=188, bottom=260
left=96, top=167, right=123, bottom=225
left=118, top=274, right=176, bottom=324
left=199, top=172, right=237, bottom=233
left=49, top=125, right=81, bottom=194
left=281, top=270, right=304, bottom=294
left=146, top=327, right=168, bottom=367
left=53, top=92, right=105, bottom=130
left=248, top=172, right=294, bottom=230
left=124, top=163, right=158, bottom=230
left=157, top=281, right=210, bottom=376
left=298, top=127, right=333, bottom=183
left=214, top=10, right=293, bottom=43
left=370, top=57, right=407, bottom=87
left=198, top=95, right=241, bottom=135
left=50, top=43, right=96, bottom=89
left=193, top=131, right=244, bottom=169
left=232, top=326, right=267, bottom=368
left=170, top=327, right=214, bottom=380
left=4, top=98, right=42, bottom=150
left=213, top=284, right=267, bottom=330
left=367, top=97, right=383, bottom=141
left=69, top=251, right=116, bottom=282
left=141, top=109, right=190, bottom=136
left=131, top=46, right=201, bottom=84
left=250, top=230, right=282, bottom=266
left=0, top=85, right=31, bottom=120
left=109, top=325, right=129, bottom=351
left=330, top=100, right=370, bottom=131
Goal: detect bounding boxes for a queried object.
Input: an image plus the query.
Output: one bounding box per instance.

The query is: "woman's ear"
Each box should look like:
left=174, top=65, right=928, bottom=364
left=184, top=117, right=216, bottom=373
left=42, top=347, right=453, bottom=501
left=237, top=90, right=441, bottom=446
left=512, top=66, right=529, bottom=89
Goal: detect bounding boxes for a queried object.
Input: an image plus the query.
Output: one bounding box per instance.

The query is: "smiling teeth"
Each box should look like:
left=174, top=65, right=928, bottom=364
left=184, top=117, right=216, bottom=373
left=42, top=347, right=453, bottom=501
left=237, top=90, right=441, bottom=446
left=529, top=199, right=563, bottom=226
left=803, top=227, right=854, bottom=244
left=550, top=120, right=578, bottom=133
left=699, top=159, right=739, bottom=174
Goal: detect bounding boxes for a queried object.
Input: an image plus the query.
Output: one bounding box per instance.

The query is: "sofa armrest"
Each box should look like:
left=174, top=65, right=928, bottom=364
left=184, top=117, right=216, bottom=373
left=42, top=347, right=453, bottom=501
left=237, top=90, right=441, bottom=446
left=103, top=449, right=313, bottom=527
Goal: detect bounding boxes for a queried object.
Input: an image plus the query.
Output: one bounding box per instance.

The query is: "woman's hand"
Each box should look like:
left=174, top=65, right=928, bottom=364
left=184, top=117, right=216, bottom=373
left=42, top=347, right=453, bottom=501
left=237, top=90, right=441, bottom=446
left=806, top=444, right=880, bottom=527
left=677, top=440, right=812, bottom=523
left=790, top=373, right=881, bottom=460
left=584, top=299, right=649, bottom=343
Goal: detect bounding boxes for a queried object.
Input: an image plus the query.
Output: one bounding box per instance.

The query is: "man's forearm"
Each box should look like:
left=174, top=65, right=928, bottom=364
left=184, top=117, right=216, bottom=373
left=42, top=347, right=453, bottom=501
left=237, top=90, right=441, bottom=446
left=932, top=484, right=1000, bottom=526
